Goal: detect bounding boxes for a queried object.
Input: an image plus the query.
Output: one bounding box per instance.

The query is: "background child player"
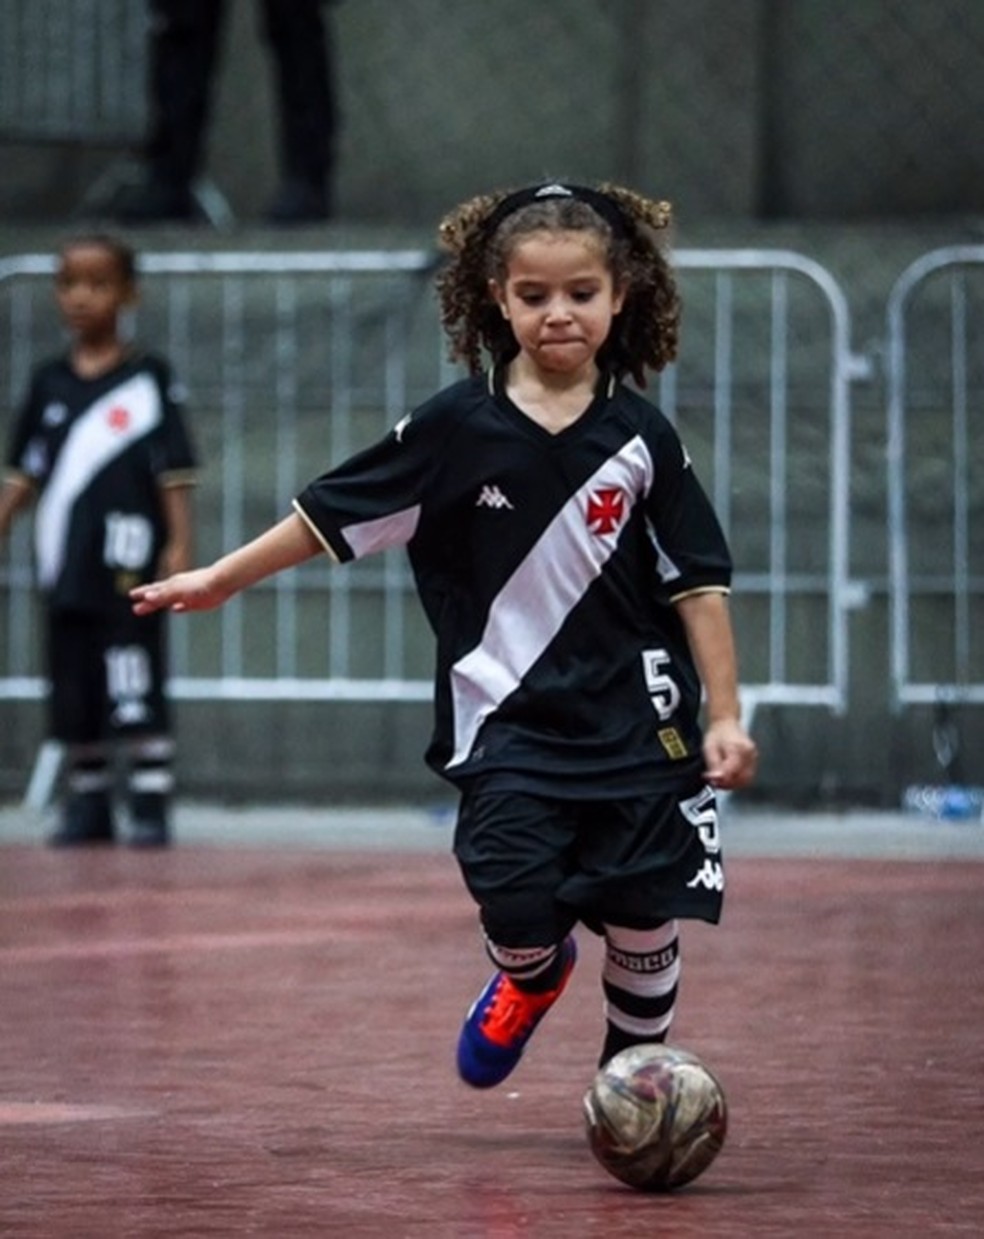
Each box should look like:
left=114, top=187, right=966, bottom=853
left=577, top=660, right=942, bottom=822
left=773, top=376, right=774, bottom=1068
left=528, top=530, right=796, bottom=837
left=131, top=182, right=757, bottom=1081
left=0, top=234, right=197, bottom=848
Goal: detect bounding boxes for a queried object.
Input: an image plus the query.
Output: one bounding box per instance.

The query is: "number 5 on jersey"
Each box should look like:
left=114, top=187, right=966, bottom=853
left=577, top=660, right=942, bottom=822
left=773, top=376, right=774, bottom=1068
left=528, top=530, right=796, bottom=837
left=642, top=648, right=681, bottom=720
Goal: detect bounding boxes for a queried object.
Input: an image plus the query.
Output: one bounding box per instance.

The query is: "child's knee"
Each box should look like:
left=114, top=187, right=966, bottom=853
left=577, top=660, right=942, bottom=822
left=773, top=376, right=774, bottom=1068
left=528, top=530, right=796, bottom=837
left=477, top=890, right=576, bottom=953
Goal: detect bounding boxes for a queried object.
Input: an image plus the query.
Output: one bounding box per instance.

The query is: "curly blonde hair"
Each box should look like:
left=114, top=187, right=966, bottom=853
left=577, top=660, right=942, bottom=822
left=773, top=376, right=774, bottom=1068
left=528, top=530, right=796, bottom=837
left=435, top=182, right=679, bottom=387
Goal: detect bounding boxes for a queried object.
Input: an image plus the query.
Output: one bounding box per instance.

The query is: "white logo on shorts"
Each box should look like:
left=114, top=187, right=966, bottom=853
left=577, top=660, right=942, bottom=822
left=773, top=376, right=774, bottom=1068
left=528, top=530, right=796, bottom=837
left=686, top=860, right=725, bottom=892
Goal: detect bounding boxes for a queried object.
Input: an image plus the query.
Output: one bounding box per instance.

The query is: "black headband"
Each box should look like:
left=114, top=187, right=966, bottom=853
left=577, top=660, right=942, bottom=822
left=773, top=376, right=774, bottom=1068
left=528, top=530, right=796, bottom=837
left=485, top=182, right=630, bottom=240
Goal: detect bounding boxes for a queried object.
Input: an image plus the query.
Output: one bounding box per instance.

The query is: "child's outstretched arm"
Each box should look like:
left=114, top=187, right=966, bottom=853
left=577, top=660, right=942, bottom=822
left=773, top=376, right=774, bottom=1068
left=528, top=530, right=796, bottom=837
left=0, top=477, right=33, bottom=544
left=157, top=481, right=196, bottom=578
left=674, top=590, right=758, bottom=790
left=131, top=513, right=323, bottom=615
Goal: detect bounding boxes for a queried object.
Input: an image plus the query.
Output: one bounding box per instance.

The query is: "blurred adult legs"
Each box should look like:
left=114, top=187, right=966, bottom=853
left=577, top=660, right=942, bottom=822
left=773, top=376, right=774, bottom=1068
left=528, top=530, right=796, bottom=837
left=261, top=0, right=337, bottom=223
left=117, top=0, right=227, bottom=222
left=115, top=0, right=335, bottom=224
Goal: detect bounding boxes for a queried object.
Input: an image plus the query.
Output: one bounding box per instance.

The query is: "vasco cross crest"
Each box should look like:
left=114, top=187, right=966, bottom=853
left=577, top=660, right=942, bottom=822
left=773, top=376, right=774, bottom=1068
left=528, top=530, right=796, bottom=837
left=586, top=487, right=625, bottom=535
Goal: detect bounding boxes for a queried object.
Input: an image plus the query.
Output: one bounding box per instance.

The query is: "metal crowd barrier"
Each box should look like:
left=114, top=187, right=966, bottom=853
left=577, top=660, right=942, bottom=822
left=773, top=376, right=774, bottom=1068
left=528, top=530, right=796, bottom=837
left=672, top=250, right=861, bottom=727
left=1, top=249, right=856, bottom=749
left=886, top=246, right=984, bottom=711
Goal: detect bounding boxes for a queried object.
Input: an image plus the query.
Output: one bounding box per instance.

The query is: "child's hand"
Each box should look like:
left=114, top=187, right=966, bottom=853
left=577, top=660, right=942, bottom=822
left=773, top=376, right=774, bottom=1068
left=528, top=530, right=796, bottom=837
left=702, top=719, right=758, bottom=790
left=131, top=568, right=227, bottom=615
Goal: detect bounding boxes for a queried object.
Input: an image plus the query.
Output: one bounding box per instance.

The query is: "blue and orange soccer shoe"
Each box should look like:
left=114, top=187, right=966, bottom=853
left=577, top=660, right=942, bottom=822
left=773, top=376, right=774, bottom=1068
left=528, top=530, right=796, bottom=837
left=457, top=936, right=578, bottom=1088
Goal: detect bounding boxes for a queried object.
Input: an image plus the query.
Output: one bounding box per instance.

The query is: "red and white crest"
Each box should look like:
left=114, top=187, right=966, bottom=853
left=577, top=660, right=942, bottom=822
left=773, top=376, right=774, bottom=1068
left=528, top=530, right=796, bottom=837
left=106, top=405, right=131, bottom=433
left=586, top=487, right=625, bottom=535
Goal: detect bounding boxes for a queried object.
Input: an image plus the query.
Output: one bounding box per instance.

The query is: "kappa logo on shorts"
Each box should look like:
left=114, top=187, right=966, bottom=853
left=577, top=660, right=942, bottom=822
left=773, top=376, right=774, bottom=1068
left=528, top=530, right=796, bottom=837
left=476, top=484, right=514, bottom=510
left=686, top=859, right=725, bottom=892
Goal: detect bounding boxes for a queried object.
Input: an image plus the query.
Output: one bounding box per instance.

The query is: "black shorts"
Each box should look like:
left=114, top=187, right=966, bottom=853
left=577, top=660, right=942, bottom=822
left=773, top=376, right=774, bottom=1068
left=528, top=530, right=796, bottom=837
left=453, top=780, right=724, bottom=947
left=46, top=609, right=170, bottom=744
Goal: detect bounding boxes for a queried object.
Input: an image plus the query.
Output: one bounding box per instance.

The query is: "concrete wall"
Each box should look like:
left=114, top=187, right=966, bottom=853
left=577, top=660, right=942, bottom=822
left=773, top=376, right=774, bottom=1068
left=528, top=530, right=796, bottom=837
left=3, top=1, right=984, bottom=226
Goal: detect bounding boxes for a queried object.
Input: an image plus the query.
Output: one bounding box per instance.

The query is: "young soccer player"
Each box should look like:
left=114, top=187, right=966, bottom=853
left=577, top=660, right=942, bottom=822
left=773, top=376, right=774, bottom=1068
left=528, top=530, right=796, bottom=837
left=0, top=235, right=197, bottom=847
left=131, top=182, right=757, bottom=1078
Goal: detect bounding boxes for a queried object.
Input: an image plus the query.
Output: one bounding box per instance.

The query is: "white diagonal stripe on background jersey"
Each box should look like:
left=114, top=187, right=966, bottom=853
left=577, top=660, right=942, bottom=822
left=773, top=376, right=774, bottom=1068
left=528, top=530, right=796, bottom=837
left=35, top=374, right=162, bottom=589
left=447, top=435, right=653, bottom=768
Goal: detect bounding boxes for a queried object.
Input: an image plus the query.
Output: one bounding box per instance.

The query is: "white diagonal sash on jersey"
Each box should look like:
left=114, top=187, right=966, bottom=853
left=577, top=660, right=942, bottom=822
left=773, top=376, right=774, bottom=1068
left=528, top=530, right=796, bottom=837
left=35, top=374, right=162, bottom=589
left=447, top=435, right=653, bottom=769
left=340, top=504, right=422, bottom=558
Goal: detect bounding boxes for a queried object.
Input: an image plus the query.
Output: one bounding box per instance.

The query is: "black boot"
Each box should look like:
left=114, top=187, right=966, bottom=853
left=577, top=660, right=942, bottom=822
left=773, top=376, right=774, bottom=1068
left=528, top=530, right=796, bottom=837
left=113, top=177, right=199, bottom=224
left=127, top=791, right=172, bottom=848
left=264, top=178, right=331, bottom=225
left=49, top=791, right=115, bottom=847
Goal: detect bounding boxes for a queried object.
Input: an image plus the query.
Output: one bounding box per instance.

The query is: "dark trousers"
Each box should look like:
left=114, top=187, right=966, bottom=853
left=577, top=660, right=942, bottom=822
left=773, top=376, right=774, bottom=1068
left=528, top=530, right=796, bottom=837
left=146, top=0, right=336, bottom=191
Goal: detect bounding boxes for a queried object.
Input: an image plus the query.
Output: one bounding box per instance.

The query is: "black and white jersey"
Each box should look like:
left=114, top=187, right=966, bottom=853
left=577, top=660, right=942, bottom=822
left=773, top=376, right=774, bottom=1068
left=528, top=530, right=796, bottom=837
left=296, top=370, right=733, bottom=795
left=6, top=351, right=197, bottom=616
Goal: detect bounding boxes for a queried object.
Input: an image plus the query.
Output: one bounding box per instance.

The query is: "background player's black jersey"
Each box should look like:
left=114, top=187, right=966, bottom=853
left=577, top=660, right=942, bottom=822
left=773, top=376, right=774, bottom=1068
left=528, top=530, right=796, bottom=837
left=296, top=370, right=733, bottom=795
left=6, top=351, right=197, bottom=616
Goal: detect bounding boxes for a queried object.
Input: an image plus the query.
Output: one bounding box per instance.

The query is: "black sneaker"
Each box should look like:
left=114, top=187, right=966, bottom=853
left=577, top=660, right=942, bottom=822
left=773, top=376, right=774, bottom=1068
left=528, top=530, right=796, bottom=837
left=128, top=818, right=171, bottom=848
left=127, top=792, right=171, bottom=848
left=113, top=178, right=198, bottom=224
left=49, top=793, right=115, bottom=847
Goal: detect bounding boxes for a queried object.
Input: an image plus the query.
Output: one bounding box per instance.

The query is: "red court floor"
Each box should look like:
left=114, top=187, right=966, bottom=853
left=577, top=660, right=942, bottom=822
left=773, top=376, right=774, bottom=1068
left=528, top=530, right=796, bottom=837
left=1, top=835, right=982, bottom=1237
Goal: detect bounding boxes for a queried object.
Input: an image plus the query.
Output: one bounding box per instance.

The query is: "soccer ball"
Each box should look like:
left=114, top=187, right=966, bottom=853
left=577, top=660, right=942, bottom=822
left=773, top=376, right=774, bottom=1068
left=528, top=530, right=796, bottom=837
left=582, top=1043, right=728, bottom=1191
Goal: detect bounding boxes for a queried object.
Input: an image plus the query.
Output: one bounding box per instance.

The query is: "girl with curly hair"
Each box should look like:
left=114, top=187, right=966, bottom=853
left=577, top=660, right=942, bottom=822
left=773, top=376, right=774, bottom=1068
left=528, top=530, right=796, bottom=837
left=132, top=181, right=757, bottom=1087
